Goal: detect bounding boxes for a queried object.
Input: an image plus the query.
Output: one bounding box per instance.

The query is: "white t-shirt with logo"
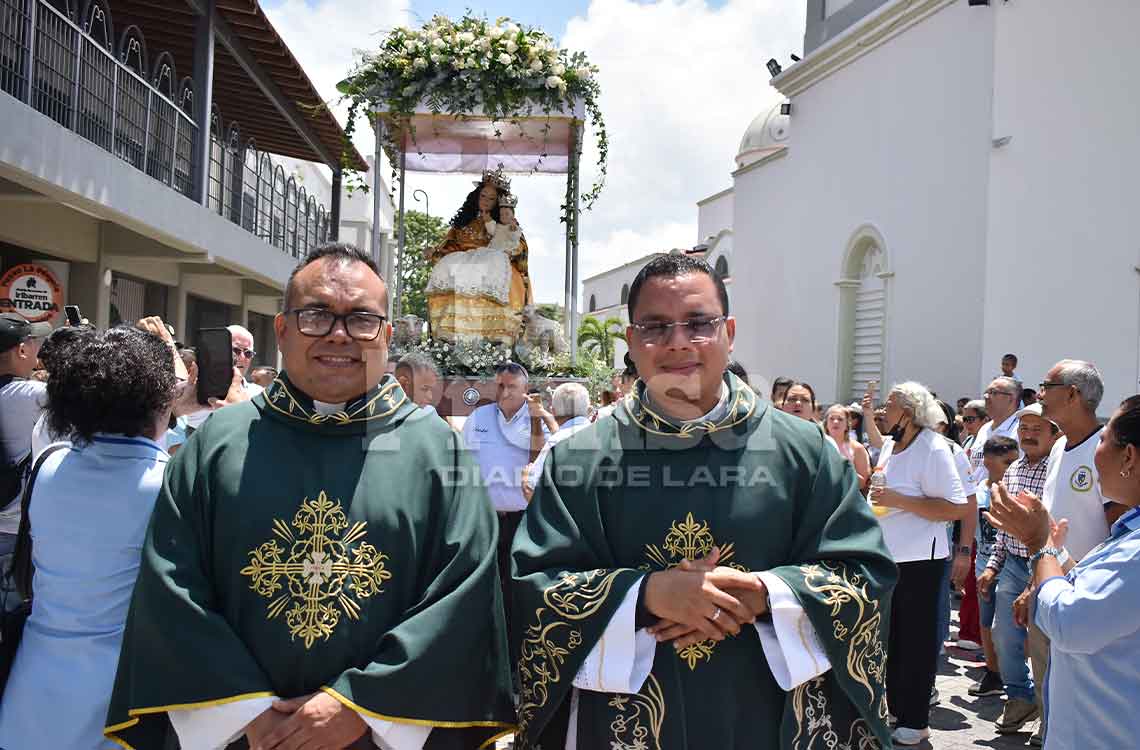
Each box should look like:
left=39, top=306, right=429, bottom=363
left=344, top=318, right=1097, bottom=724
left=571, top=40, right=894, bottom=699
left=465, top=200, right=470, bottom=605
left=879, top=428, right=968, bottom=562
left=1041, top=427, right=1110, bottom=560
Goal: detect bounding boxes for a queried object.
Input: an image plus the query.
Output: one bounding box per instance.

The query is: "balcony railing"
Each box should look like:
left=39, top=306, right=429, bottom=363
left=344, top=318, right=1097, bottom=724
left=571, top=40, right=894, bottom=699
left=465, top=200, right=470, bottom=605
left=0, top=0, right=330, bottom=258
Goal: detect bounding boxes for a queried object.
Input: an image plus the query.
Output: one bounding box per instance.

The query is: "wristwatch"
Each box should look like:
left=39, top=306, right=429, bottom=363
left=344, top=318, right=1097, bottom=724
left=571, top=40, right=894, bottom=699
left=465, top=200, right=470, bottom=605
left=1029, top=546, right=1065, bottom=568
left=956, top=545, right=971, bottom=556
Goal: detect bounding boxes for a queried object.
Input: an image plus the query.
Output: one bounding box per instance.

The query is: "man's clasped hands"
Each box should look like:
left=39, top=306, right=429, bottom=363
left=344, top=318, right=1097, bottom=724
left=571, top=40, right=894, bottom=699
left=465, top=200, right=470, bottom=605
left=643, top=547, right=770, bottom=651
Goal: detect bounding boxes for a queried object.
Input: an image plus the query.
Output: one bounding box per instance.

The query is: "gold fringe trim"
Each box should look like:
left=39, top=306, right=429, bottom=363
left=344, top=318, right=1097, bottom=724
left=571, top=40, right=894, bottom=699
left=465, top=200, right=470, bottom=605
left=320, top=686, right=517, bottom=731
left=103, top=691, right=276, bottom=749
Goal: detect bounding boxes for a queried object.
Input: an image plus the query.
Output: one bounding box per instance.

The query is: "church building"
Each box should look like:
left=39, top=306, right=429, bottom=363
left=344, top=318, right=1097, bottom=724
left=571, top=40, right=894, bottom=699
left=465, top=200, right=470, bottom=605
left=696, top=0, right=1139, bottom=413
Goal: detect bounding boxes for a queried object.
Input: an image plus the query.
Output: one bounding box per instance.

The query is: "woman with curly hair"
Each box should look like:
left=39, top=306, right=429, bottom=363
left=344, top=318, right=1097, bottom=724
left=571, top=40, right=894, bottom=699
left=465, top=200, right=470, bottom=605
left=0, top=325, right=176, bottom=749
left=869, top=381, right=972, bottom=745
left=423, top=172, right=533, bottom=345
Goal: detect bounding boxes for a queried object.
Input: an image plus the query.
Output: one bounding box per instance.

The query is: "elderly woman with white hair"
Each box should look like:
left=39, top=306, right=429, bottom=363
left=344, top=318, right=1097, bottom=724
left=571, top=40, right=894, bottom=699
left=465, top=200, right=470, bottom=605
left=522, top=383, right=592, bottom=501
left=869, top=381, right=971, bottom=745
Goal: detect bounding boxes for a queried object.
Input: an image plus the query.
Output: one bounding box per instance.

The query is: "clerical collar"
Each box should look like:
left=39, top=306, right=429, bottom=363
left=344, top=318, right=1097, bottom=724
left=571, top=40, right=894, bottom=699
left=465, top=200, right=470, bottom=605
left=262, top=374, right=408, bottom=427
left=645, top=382, right=730, bottom=426
left=622, top=373, right=757, bottom=438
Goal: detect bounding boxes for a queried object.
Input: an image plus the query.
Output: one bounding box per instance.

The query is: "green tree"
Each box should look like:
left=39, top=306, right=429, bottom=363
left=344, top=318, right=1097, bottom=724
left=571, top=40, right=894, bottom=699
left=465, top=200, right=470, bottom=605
left=535, top=303, right=564, bottom=323
left=394, top=209, right=447, bottom=320
left=576, top=315, right=626, bottom=368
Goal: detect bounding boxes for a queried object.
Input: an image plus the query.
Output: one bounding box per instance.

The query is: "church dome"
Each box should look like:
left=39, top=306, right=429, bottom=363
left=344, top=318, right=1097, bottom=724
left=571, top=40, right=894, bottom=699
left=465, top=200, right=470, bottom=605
left=736, top=102, right=790, bottom=169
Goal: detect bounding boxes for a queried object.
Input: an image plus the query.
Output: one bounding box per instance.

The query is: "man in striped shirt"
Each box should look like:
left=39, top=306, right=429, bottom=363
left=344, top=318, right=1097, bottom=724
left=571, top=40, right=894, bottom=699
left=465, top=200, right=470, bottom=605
left=977, top=404, right=1059, bottom=737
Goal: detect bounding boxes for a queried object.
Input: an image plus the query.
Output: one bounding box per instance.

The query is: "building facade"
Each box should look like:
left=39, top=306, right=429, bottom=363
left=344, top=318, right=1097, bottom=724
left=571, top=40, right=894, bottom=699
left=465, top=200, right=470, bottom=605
left=695, top=0, right=1139, bottom=413
left=0, top=0, right=382, bottom=368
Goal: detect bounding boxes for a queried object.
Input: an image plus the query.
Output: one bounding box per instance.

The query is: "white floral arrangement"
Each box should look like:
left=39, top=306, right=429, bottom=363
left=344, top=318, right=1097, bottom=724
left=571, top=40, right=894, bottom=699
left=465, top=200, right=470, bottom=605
left=338, top=14, right=608, bottom=214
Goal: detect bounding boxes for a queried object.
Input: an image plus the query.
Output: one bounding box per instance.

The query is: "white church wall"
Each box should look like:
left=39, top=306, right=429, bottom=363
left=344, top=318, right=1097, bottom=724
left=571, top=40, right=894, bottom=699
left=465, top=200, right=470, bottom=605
left=982, top=0, right=1140, bottom=413
left=697, top=188, right=734, bottom=243
left=734, top=0, right=994, bottom=404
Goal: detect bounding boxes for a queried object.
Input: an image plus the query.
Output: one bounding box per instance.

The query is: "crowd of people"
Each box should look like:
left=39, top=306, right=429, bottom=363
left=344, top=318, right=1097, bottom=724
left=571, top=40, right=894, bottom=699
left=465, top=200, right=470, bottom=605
left=0, top=246, right=1136, bottom=750
left=766, top=356, right=1139, bottom=746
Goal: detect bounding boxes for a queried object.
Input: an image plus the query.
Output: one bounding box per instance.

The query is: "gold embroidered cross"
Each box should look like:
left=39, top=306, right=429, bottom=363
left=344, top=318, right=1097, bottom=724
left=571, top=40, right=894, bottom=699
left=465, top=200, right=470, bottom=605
left=241, top=491, right=392, bottom=648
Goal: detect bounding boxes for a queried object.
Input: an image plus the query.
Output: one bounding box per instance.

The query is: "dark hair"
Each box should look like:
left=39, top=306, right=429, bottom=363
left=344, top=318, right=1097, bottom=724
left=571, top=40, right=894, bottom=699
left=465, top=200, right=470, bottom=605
left=494, top=361, right=528, bottom=381
left=284, top=242, right=383, bottom=311
left=622, top=351, right=638, bottom=380
left=1110, top=395, right=1140, bottom=449
left=784, top=381, right=816, bottom=409
left=956, top=397, right=969, bottom=410
left=726, top=360, right=749, bottom=385
left=771, top=376, right=793, bottom=401
left=626, top=254, right=729, bottom=320
left=936, top=400, right=959, bottom=443
left=450, top=182, right=502, bottom=229
left=1021, top=388, right=1037, bottom=404
left=983, top=435, right=1019, bottom=457
left=37, top=325, right=91, bottom=376
left=46, top=326, right=176, bottom=444
left=1003, top=353, right=1018, bottom=365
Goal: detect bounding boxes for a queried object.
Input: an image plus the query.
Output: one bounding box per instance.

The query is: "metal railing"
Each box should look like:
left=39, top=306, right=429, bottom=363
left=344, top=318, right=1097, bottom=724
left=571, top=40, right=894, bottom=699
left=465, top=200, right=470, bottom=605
left=0, top=0, right=330, bottom=256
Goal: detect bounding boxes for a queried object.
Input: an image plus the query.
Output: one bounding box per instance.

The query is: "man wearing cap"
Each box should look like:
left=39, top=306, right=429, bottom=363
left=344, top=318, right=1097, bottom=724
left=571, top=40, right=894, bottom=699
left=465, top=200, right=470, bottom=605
left=0, top=312, right=52, bottom=576
left=977, top=402, right=1058, bottom=737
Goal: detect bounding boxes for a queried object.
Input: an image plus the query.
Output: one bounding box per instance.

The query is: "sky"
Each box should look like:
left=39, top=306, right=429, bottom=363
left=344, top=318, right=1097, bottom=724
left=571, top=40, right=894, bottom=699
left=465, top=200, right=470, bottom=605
left=259, top=0, right=806, bottom=306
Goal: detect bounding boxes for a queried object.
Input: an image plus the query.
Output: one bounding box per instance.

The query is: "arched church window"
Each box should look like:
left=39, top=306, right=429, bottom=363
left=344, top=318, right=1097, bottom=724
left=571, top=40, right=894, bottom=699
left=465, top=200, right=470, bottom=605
left=589, top=294, right=596, bottom=312
left=620, top=283, right=629, bottom=306
left=837, top=228, right=889, bottom=402
left=714, top=256, right=728, bottom=278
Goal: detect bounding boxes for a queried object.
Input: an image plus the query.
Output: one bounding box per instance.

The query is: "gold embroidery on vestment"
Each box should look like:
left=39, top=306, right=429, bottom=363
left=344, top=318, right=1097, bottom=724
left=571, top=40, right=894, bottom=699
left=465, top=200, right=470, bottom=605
left=790, top=676, right=880, bottom=750
left=240, top=492, right=392, bottom=648
left=264, top=379, right=406, bottom=426
left=800, top=562, right=888, bottom=720
left=622, top=380, right=757, bottom=438
left=609, top=674, right=666, bottom=750
left=642, top=513, right=748, bottom=670
left=516, top=568, right=623, bottom=746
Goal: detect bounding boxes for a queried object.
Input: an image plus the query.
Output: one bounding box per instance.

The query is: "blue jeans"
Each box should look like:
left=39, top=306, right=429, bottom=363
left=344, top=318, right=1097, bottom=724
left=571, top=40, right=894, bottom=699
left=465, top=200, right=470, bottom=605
left=994, top=555, right=1034, bottom=702
left=975, top=546, right=996, bottom=628
left=935, top=526, right=953, bottom=659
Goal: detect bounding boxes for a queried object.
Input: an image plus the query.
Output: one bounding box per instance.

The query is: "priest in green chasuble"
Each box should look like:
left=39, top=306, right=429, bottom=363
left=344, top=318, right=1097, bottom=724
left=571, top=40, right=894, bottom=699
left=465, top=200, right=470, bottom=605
left=511, top=255, right=898, bottom=749
left=105, top=244, right=514, bottom=750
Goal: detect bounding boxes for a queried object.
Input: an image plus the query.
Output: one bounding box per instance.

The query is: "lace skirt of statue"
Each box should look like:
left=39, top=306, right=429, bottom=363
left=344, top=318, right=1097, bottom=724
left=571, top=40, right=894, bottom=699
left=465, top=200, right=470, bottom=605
left=425, top=246, right=512, bottom=306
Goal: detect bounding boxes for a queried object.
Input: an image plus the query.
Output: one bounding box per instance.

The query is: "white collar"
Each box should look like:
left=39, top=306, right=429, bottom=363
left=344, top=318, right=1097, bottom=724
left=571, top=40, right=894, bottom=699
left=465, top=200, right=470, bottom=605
left=313, top=400, right=348, bottom=415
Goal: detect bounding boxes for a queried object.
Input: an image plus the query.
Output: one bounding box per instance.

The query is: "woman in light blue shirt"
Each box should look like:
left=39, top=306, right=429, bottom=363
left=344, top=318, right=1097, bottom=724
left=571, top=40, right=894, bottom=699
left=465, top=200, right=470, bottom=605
left=987, top=394, right=1140, bottom=750
left=0, top=326, right=177, bottom=749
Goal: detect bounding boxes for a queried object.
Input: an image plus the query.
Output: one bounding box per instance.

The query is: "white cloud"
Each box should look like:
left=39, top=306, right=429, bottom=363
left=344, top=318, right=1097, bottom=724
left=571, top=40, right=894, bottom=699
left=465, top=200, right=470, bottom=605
left=262, top=0, right=804, bottom=307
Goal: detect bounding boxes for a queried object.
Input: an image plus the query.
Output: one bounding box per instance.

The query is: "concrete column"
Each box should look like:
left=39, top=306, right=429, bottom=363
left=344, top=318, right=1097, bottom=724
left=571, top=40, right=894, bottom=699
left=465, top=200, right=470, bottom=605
left=172, top=277, right=189, bottom=343
left=94, top=224, right=112, bottom=331
left=192, top=0, right=217, bottom=206
left=239, top=294, right=250, bottom=328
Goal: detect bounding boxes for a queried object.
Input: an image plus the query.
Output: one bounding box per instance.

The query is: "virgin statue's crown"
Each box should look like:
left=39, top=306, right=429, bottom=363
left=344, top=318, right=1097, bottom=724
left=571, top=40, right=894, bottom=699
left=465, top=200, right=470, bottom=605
left=499, top=193, right=518, bottom=208
left=475, top=164, right=511, bottom=192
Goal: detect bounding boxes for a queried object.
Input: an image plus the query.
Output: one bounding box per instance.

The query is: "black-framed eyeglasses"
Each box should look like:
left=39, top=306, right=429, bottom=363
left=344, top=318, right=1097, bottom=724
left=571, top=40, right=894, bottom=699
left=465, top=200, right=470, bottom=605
left=962, top=415, right=981, bottom=423
left=285, top=308, right=387, bottom=341
left=983, top=388, right=1015, bottom=398
left=1038, top=381, right=1069, bottom=391
left=630, top=316, right=726, bottom=345
left=231, top=347, right=255, bottom=359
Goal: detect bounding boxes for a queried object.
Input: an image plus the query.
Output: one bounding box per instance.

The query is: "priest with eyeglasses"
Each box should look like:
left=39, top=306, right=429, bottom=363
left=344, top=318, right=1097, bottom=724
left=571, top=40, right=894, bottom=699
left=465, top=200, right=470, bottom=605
left=105, top=243, right=514, bottom=750
left=510, top=254, right=897, bottom=750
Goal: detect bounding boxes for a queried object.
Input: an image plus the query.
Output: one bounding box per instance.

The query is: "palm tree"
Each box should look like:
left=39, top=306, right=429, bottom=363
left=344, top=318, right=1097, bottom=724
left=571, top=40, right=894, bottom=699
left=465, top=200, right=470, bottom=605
left=577, top=315, right=626, bottom=367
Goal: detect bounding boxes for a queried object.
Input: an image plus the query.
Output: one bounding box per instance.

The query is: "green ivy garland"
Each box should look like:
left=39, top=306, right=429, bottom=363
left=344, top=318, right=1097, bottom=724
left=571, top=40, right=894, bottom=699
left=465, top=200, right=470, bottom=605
left=336, top=14, right=608, bottom=222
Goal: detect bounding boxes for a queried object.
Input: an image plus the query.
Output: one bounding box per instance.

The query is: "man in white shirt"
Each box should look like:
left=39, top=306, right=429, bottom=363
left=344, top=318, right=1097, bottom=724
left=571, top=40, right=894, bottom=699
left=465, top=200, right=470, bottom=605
left=462, top=361, right=549, bottom=629
left=0, top=313, right=51, bottom=558
left=970, top=376, right=1022, bottom=484
left=227, top=324, right=264, bottom=397
left=523, top=382, right=592, bottom=500
left=1023, top=359, right=1128, bottom=745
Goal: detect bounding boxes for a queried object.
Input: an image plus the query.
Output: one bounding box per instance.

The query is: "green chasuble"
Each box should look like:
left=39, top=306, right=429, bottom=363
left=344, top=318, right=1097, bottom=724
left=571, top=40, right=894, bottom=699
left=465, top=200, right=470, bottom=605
left=511, top=373, right=897, bottom=749
left=105, top=375, right=514, bottom=749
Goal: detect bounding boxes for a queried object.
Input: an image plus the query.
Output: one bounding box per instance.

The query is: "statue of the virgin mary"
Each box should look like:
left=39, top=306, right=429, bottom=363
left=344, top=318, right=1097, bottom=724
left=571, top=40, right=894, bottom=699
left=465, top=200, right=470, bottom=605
left=424, top=167, right=532, bottom=346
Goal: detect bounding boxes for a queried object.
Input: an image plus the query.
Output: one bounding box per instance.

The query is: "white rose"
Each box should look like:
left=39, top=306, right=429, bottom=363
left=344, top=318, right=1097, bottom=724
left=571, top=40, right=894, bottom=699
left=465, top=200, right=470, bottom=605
left=458, top=31, right=475, bottom=44
left=545, top=75, right=564, bottom=89
left=466, top=56, right=476, bottom=68
left=413, top=57, right=428, bottom=70
left=505, top=39, right=518, bottom=54
left=488, top=25, right=505, bottom=39
left=497, top=52, right=513, bottom=66
left=529, top=59, right=543, bottom=72
left=552, top=63, right=566, bottom=76
left=506, top=23, right=520, bottom=35
left=431, top=37, right=446, bottom=49
left=403, top=40, right=417, bottom=52
left=430, top=52, right=441, bottom=64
